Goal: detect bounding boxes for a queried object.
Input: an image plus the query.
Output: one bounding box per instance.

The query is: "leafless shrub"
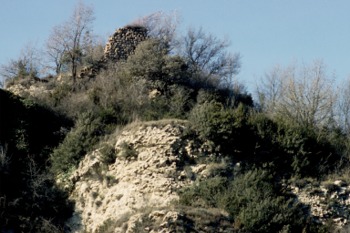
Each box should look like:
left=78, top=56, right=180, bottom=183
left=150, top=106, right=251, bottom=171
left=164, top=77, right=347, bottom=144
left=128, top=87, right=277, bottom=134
left=257, top=60, right=336, bottom=128
left=130, top=11, right=180, bottom=50
left=180, top=27, right=241, bottom=88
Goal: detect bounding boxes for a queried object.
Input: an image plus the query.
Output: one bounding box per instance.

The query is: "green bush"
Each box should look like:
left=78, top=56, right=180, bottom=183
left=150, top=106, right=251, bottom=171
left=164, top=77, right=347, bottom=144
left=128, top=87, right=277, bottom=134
left=50, top=112, right=106, bottom=174
left=179, top=168, right=307, bottom=232
left=248, top=113, right=343, bottom=177
left=179, top=176, right=228, bottom=208
left=189, top=101, right=253, bottom=155
left=141, top=94, right=170, bottom=121
left=117, top=142, right=138, bottom=160
left=100, top=143, right=116, bottom=164
left=188, top=101, right=224, bottom=141
left=220, top=169, right=306, bottom=232
left=167, top=85, right=194, bottom=119
left=274, top=123, right=341, bottom=177
left=123, top=39, right=167, bottom=82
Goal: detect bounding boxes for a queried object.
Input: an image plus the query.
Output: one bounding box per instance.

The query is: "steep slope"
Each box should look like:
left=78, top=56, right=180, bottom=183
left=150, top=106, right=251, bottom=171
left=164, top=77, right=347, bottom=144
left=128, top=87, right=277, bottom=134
left=66, top=120, right=232, bottom=233
left=0, top=89, right=73, bottom=232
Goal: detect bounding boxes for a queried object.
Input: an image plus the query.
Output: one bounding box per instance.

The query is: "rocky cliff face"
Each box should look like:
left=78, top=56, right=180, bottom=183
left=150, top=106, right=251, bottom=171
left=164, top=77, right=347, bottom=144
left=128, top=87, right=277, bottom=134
left=66, top=120, right=231, bottom=233
left=290, top=180, right=350, bottom=227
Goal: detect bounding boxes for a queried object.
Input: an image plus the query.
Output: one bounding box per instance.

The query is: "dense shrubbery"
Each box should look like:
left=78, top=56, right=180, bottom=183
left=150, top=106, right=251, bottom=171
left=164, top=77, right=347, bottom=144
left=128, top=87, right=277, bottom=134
left=99, top=143, right=117, bottom=164
left=180, top=176, right=229, bottom=208
left=189, top=101, right=253, bottom=156
left=220, top=169, right=306, bottom=232
left=179, top=169, right=312, bottom=232
left=248, top=114, right=345, bottom=177
left=50, top=109, right=121, bottom=175
left=187, top=100, right=345, bottom=178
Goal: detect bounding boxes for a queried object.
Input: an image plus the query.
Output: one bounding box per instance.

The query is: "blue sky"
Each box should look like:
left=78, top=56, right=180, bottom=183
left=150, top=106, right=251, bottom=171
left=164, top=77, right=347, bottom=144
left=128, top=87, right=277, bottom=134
left=1, top=1, right=349, bottom=92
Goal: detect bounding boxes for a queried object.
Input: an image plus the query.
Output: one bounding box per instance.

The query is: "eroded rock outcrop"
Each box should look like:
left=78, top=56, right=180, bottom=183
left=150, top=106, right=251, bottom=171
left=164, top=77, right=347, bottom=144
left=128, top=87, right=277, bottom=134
left=290, top=180, right=350, bottom=227
left=66, top=120, right=229, bottom=233
left=5, top=80, right=52, bottom=98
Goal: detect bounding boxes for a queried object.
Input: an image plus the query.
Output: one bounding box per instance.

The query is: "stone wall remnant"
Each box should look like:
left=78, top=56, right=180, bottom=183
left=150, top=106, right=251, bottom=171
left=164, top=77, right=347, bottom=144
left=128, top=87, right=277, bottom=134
left=79, top=25, right=148, bottom=78
left=103, top=25, right=148, bottom=62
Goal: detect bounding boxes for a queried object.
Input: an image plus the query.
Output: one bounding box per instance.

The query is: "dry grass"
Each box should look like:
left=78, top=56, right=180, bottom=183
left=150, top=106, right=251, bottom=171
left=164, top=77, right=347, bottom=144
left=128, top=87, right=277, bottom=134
left=123, top=118, right=188, bottom=133
left=323, top=164, right=350, bottom=185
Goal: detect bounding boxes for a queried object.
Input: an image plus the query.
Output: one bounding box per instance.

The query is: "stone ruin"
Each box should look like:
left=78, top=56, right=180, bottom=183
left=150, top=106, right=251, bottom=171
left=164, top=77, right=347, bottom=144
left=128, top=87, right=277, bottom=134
left=79, top=25, right=148, bottom=78
left=103, top=25, right=148, bottom=62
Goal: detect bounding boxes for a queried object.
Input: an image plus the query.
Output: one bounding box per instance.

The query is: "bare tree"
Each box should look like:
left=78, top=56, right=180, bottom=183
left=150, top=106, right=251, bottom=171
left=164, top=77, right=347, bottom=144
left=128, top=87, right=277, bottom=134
left=131, top=14, right=240, bottom=89
left=257, top=61, right=336, bottom=128
left=46, top=25, right=67, bottom=75
left=81, top=33, right=105, bottom=66
left=0, top=42, right=43, bottom=81
left=180, top=27, right=241, bottom=88
left=336, top=77, right=350, bottom=133
left=46, top=1, right=95, bottom=81
left=131, top=11, right=180, bottom=51
left=257, top=65, right=285, bottom=112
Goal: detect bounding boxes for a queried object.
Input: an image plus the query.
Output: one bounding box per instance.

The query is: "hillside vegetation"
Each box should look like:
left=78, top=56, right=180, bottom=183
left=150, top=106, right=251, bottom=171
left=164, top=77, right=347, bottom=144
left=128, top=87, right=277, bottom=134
left=1, top=4, right=350, bottom=233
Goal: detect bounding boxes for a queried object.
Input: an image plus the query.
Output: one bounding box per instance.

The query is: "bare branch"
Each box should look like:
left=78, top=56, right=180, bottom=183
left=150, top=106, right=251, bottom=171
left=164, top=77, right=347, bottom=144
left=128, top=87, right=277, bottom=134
left=45, top=1, right=95, bottom=80
left=181, top=27, right=240, bottom=88
left=257, top=60, right=336, bottom=128
left=130, top=11, right=180, bottom=50
left=0, top=42, right=43, bottom=81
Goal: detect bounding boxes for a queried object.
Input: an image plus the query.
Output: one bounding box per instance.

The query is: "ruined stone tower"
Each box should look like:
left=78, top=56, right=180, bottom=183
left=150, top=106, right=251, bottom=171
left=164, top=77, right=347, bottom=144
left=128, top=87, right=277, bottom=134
left=103, top=25, right=148, bottom=62
left=79, top=25, right=148, bottom=78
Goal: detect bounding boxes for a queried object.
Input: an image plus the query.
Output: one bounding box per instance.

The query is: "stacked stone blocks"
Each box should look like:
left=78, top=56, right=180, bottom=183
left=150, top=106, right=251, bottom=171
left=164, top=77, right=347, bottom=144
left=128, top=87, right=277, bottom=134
left=80, top=25, right=148, bottom=78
